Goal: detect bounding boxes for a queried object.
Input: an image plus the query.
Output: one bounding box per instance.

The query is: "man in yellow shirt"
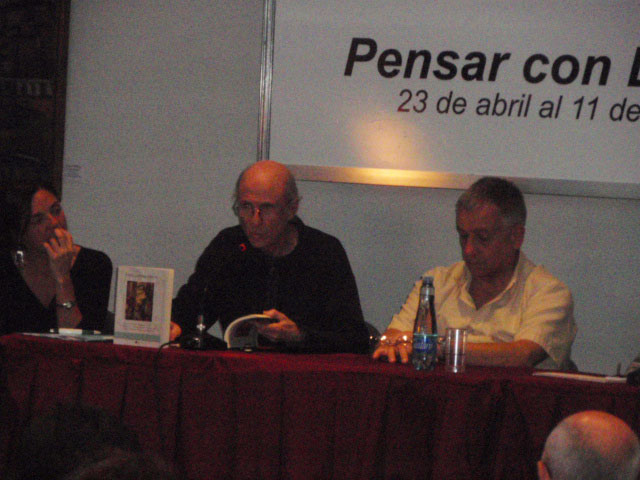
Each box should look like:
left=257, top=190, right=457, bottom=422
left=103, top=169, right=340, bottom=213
left=373, top=177, right=576, bottom=370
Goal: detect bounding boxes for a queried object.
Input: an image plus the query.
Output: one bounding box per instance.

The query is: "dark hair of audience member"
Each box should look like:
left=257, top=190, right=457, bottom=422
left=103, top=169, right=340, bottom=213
left=0, top=343, right=19, bottom=473
left=62, top=450, right=184, bottom=480
left=6, top=402, right=140, bottom=480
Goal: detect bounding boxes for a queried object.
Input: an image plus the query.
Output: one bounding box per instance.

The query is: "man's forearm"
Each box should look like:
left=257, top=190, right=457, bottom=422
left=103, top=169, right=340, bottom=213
left=466, top=339, right=547, bottom=367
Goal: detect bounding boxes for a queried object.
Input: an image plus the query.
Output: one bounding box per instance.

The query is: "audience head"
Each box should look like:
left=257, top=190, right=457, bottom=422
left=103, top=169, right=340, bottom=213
left=454, top=177, right=526, bottom=281
left=62, top=450, right=184, bottom=480
left=232, top=160, right=300, bottom=256
left=538, top=410, right=640, bottom=480
left=0, top=343, right=16, bottom=428
left=7, top=403, right=140, bottom=480
left=1, top=180, right=62, bottom=255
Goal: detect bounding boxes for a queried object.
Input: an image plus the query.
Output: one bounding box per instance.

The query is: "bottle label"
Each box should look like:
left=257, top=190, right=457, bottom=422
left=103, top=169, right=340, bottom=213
left=412, top=333, right=438, bottom=371
left=413, top=333, right=437, bottom=354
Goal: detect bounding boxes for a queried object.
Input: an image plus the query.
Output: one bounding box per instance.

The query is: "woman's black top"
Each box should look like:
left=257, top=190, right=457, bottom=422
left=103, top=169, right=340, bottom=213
left=0, top=247, right=112, bottom=334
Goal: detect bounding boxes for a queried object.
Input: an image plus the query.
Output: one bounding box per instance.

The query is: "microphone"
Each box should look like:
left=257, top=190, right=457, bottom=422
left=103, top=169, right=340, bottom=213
left=178, top=282, right=226, bottom=350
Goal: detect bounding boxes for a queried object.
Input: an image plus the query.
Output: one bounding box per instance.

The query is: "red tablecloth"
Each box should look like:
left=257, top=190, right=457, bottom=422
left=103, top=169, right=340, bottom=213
left=1, top=334, right=639, bottom=480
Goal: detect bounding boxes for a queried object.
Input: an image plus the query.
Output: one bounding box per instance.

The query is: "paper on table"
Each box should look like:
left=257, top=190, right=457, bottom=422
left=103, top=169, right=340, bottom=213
left=21, top=331, right=114, bottom=342
left=533, top=371, right=627, bottom=383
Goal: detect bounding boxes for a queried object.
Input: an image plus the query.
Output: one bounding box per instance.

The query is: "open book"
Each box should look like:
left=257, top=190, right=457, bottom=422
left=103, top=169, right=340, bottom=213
left=223, top=314, right=276, bottom=349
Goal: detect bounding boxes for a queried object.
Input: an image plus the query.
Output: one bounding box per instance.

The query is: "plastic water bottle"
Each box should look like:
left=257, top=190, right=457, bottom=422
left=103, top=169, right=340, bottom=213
left=412, top=276, right=437, bottom=371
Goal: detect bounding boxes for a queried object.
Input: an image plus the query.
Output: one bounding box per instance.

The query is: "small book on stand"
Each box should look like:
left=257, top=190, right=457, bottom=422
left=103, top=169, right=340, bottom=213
left=113, top=266, right=174, bottom=348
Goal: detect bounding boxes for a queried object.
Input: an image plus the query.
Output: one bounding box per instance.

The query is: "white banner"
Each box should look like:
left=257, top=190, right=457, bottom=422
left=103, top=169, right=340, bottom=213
left=266, top=1, right=640, bottom=193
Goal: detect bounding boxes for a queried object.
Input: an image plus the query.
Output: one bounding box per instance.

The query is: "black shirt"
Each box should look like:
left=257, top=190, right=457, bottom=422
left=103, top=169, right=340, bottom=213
left=0, top=248, right=113, bottom=334
left=172, top=218, right=369, bottom=353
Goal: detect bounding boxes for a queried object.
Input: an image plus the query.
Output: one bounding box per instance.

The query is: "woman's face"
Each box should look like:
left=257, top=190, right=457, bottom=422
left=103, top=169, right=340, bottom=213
left=23, top=189, right=68, bottom=253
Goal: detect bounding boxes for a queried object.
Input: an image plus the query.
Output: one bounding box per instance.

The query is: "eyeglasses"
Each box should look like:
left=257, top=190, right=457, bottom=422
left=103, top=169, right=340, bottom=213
left=233, top=201, right=288, bottom=220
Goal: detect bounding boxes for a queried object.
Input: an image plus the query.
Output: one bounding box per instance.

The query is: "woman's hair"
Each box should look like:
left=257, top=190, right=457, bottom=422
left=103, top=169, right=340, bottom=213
left=0, top=180, right=59, bottom=253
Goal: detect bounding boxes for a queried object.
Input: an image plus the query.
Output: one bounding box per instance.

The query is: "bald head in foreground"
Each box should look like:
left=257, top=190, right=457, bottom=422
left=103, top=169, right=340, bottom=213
left=539, top=410, right=640, bottom=480
left=171, top=160, right=369, bottom=353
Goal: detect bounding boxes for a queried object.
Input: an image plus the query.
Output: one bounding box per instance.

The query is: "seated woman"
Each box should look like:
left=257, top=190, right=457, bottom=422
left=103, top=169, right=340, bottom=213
left=0, top=181, right=112, bottom=334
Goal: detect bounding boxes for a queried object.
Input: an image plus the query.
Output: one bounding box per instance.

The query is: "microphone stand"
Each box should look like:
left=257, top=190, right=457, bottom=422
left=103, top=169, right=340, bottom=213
left=194, top=313, right=207, bottom=349
left=179, top=284, right=226, bottom=350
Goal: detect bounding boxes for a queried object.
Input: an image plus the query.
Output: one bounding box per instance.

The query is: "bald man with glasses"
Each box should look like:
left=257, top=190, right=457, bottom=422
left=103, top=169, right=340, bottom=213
left=171, top=160, right=369, bottom=353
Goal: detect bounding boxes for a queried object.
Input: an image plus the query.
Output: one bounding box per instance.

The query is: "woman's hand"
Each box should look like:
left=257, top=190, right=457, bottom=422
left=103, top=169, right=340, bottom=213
left=45, top=228, right=82, bottom=329
left=43, top=228, right=76, bottom=282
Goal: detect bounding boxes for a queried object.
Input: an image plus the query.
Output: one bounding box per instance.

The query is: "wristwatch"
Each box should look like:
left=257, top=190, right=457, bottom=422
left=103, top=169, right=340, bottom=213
left=56, top=300, right=77, bottom=310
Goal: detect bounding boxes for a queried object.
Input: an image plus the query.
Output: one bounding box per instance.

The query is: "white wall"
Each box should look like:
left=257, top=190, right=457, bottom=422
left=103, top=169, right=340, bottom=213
left=62, top=1, right=640, bottom=374
left=63, top=0, right=261, bottom=296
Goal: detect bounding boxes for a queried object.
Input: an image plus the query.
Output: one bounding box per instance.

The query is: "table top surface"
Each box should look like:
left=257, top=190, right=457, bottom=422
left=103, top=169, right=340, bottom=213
left=1, top=333, right=634, bottom=392
left=2, top=332, right=639, bottom=480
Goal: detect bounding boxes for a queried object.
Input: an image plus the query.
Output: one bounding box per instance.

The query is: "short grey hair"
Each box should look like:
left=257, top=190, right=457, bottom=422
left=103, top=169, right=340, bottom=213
left=455, top=176, right=526, bottom=227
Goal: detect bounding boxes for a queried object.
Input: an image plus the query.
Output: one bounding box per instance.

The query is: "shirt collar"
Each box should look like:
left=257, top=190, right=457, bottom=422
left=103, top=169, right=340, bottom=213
left=461, top=251, right=526, bottom=306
